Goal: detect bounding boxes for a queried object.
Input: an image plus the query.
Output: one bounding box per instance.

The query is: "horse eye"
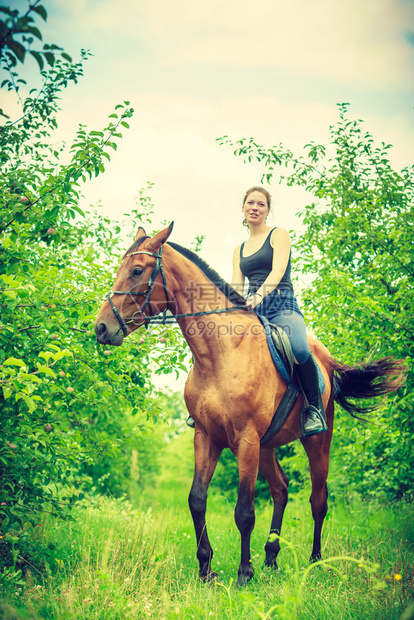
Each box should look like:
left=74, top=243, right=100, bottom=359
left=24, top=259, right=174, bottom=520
left=132, top=268, right=143, bottom=277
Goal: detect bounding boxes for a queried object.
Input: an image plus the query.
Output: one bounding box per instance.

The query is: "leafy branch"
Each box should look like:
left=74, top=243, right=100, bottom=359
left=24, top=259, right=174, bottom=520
left=0, top=103, right=134, bottom=233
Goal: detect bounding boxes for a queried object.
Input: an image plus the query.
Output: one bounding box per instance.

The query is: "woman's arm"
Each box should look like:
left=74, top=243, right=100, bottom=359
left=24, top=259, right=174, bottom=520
left=232, top=245, right=245, bottom=296
left=247, top=228, right=291, bottom=307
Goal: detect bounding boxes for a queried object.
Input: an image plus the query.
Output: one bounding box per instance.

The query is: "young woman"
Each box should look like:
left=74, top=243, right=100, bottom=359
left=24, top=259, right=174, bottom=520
left=231, top=186, right=327, bottom=437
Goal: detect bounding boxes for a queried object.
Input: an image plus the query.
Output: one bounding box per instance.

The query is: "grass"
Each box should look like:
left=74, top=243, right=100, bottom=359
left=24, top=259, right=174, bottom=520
left=1, top=432, right=413, bottom=619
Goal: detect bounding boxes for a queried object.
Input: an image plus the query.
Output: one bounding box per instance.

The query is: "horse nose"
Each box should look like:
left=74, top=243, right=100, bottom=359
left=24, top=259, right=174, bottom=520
left=95, top=321, right=108, bottom=343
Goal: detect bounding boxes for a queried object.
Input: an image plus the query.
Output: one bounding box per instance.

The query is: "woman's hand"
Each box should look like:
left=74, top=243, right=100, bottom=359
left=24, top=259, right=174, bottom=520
left=245, top=293, right=263, bottom=309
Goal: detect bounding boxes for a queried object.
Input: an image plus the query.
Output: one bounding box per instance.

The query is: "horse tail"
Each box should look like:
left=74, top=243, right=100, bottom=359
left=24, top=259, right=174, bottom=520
left=331, top=356, right=406, bottom=418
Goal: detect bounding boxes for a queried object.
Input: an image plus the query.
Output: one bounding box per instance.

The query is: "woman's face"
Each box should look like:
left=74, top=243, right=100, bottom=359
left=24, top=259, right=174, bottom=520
left=242, top=191, right=270, bottom=226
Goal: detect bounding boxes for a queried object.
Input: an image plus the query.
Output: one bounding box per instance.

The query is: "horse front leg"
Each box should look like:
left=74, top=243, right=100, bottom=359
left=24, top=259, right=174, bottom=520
left=188, top=429, right=222, bottom=581
left=234, top=435, right=260, bottom=586
left=258, top=448, right=289, bottom=570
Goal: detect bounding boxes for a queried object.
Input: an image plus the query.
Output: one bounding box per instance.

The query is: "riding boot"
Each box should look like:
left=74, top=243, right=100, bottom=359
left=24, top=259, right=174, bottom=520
left=295, top=355, right=328, bottom=437
left=186, top=416, right=195, bottom=429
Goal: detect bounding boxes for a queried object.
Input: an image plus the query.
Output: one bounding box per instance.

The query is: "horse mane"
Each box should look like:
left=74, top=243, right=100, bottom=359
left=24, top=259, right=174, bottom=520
left=167, top=242, right=246, bottom=306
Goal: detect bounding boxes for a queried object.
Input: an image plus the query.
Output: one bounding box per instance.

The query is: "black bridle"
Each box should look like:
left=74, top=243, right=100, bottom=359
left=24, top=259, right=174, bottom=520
left=103, top=245, right=250, bottom=338
left=103, top=246, right=170, bottom=337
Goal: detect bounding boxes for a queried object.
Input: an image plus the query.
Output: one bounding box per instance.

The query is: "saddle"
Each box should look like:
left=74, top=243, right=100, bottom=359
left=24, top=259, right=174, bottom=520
left=256, top=315, right=325, bottom=446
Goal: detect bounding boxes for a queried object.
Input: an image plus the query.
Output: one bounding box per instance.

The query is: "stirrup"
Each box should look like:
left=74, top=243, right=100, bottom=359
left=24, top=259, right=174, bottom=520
left=186, top=416, right=195, bottom=429
left=301, top=405, right=327, bottom=438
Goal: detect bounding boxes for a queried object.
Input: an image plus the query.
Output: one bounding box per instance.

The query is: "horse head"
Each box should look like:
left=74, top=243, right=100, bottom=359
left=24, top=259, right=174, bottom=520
left=94, top=222, right=174, bottom=346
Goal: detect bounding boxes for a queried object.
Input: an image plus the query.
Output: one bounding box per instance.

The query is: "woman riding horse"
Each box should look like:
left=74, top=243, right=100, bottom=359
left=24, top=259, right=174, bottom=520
left=95, top=220, right=404, bottom=586
left=188, top=186, right=326, bottom=437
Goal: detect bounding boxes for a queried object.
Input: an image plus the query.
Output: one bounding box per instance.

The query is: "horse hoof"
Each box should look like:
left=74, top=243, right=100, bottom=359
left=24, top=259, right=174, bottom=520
left=236, top=575, right=253, bottom=587
left=264, top=559, right=279, bottom=571
left=237, top=569, right=254, bottom=587
left=310, top=553, right=322, bottom=563
left=202, top=571, right=218, bottom=583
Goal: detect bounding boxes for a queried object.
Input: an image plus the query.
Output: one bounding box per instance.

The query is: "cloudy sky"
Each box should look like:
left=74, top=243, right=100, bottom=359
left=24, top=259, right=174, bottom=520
left=8, top=0, right=414, bottom=283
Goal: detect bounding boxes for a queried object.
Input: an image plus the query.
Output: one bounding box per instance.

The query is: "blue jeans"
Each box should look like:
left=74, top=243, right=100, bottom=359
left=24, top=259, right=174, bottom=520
left=255, top=290, right=310, bottom=364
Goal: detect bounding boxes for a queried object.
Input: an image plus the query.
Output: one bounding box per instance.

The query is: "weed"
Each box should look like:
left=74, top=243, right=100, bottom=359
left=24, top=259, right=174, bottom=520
left=0, top=494, right=412, bottom=619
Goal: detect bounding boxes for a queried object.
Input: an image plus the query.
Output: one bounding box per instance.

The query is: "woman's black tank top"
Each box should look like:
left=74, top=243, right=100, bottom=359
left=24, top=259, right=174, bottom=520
left=239, top=228, right=293, bottom=294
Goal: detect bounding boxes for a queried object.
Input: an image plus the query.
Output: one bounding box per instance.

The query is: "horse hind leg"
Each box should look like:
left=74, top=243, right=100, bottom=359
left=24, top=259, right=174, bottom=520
left=310, top=481, right=328, bottom=562
left=259, top=448, right=289, bottom=570
left=300, top=400, right=333, bottom=562
left=188, top=430, right=222, bottom=581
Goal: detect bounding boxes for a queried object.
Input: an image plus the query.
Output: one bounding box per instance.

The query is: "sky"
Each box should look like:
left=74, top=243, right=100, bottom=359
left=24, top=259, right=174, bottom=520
left=6, top=0, right=414, bottom=277
left=4, top=0, right=414, bottom=387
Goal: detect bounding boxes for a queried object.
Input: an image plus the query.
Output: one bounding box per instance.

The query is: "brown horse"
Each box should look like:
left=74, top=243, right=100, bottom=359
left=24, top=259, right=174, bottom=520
left=95, top=224, right=404, bottom=586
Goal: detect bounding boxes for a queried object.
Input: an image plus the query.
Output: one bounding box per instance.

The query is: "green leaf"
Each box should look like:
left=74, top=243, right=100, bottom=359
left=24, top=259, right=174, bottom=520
left=3, top=357, right=26, bottom=368
left=19, top=373, right=42, bottom=383
left=38, top=365, right=56, bottom=378
left=3, top=290, right=17, bottom=299
left=27, top=26, right=42, bottom=40
left=7, top=40, right=26, bottom=63
left=52, top=350, right=72, bottom=361
left=22, top=394, right=36, bottom=413
left=30, top=50, right=44, bottom=71
left=43, top=51, right=55, bottom=66
left=70, top=205, right=85, bottom=217
left=1, top=274, right=18, bottom=286
left=2, top=387, right=12, bottom=399
left=32, top=5, right=48, bottom=21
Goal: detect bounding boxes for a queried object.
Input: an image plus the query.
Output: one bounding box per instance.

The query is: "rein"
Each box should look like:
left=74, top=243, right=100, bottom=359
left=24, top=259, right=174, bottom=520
left=142, top=305, right=250, bottom=325
left=104, top=246, right=250, bottom=336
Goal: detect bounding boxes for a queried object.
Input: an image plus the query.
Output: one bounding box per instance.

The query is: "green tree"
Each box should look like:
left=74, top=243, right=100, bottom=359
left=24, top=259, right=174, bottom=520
left=219, top=104, right=413, bottom=500
left=0, top=3, right=187, bottom=551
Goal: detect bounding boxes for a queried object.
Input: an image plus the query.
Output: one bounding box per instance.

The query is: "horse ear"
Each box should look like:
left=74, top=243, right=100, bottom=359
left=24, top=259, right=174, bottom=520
left=147, top=222, right=174, bottom=251
left=134, top=226, right=147, bottom=240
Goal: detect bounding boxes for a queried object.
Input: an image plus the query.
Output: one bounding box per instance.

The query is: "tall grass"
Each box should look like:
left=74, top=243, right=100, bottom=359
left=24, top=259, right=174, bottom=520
left=1, top=431, right=413, bottom=619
